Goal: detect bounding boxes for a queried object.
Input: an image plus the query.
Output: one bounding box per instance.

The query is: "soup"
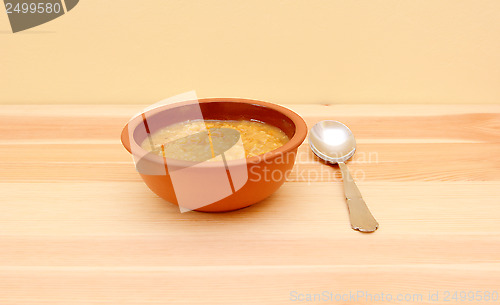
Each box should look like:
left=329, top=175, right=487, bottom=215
left=141, top=120, right=290, bottom=161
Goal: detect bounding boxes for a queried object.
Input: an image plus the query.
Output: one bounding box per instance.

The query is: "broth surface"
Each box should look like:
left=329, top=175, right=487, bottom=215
left=141, top=120, right=290, bottom=161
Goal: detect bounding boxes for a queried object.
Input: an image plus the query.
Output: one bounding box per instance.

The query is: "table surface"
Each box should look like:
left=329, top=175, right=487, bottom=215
left=1, top=104, right=499, bottom=304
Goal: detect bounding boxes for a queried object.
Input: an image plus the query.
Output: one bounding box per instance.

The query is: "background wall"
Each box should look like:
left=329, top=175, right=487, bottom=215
left=1, top=0, right=499, bottom=105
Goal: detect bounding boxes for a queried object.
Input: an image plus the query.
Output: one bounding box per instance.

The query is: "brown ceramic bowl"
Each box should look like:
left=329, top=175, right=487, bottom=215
left=121, top=98, right=307, bottom=212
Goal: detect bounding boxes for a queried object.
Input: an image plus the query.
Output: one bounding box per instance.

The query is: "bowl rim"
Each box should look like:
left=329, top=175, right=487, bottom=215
left=121, top=98, right=308, bottom=169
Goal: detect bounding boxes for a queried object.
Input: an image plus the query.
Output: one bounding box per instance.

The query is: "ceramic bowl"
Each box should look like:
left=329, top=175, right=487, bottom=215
left=121, top=98, right=307, bottom=212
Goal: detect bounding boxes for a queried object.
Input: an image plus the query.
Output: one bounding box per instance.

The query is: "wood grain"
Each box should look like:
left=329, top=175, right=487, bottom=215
left=0, top=104, right=499, bottom=304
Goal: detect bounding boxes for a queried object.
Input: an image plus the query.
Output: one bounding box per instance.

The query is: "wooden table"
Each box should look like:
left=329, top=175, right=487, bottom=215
left=1, top=104, right=499, bottom=304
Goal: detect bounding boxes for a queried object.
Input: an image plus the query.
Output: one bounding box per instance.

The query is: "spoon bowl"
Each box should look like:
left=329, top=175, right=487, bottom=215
left=309, top=120, right=356, bottom=164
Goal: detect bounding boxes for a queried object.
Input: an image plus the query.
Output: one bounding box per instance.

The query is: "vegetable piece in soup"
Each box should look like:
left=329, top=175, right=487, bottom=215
left=141, top=120, right=290, bottom=161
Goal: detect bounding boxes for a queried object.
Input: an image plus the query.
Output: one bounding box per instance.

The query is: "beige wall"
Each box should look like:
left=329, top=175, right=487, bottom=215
left=1, top=0, right=499, bottom=105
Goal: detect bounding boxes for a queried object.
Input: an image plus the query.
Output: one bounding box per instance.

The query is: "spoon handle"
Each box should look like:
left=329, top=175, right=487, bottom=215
left=338, top=162, right=379, bottom=232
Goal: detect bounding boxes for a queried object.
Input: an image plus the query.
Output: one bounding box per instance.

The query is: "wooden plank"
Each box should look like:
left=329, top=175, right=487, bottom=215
left=1, top=113, right=499, bottom=142
left=1, top=143, right=498, bottom=182
left=0, top=182, right=499, bottom=236
left=1, top=265, right=500, bottom=304
left=2, top=104, right=500, bottom=117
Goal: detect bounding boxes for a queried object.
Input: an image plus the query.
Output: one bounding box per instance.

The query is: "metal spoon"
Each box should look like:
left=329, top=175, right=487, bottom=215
left=308, top=120, right=379, bottom=232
